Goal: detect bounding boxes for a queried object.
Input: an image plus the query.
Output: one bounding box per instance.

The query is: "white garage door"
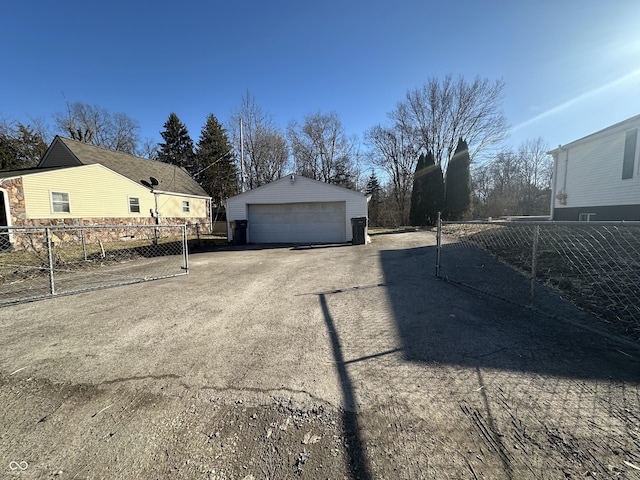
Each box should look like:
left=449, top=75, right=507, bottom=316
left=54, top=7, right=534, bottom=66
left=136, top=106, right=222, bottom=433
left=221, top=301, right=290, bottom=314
left=248, top=202, right=346, bottom=243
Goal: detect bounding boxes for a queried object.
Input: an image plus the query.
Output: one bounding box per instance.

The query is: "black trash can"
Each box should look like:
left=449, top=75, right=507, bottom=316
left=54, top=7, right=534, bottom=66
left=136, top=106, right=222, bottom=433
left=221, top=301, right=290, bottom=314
left=350, top=217, right=367, bottom=245
left=232, top=220, right=248, bottom=246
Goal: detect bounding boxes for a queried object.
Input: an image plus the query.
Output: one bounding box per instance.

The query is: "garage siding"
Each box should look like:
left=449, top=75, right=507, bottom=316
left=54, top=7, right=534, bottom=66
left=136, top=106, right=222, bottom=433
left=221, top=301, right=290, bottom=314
left=226, top=175, right=369, bottom=243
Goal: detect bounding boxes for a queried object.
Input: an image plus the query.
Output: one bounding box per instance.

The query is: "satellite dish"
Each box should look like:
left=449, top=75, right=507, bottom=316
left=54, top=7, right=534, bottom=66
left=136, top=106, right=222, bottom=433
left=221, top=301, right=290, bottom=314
left=140, top=180, right=153, bottom=189
left=150, top=177, right=159, bottom=186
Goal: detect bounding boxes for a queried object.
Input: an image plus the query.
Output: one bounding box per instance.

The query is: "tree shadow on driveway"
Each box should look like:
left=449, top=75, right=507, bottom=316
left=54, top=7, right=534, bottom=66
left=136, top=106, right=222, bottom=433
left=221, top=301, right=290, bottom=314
left=379, top=245, right=640, bottom=382
left=318, top=293, right=372, bottom=480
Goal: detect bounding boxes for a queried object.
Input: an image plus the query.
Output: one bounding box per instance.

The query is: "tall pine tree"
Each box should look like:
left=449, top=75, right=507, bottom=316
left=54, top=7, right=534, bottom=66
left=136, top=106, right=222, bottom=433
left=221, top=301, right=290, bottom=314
left=423, top=150, right=444, bottom=225
left=194, top=114, right=238, bottom=206
left=158, top=113, right=195, bottom=169
left=409, top=153, right=427, bottom=225
left=365, top=170, right=382, bottom=226
left=444, top=138, right=473, bottom=220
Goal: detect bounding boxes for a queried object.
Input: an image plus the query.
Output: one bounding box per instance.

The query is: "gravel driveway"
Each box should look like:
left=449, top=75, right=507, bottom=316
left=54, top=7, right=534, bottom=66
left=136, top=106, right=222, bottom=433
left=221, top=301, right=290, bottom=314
left=1, top=231, right=639, bottom=479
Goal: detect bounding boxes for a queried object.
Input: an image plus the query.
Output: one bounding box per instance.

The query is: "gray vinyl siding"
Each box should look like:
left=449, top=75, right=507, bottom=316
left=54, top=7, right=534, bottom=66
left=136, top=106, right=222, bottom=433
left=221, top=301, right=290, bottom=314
left=552, top=118, right=640, bottom=213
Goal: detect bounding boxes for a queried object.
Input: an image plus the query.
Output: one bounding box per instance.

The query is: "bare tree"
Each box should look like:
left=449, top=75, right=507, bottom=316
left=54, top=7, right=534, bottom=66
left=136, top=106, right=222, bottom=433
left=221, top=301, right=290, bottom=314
left=287, top=111, right=356, bottom=186
left=473, top=138, right=552, bottom=218
left=136, top=138, right=160, bottom=160
left=53, top=101, right=140, bottom=154
left=108, top=112, right=140, bottom=153
left=228, top=91, right=290, bottom=190
left=396, top=75, right=508, bottom=172
left=365, top=108, right=420, bottom=225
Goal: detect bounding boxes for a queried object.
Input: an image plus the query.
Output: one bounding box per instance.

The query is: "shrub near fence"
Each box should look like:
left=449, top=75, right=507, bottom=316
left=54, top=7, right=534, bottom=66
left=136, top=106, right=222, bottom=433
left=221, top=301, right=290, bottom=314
left=436, top=220, right=640, bottom=343
left=0, top=224, right=188, bottom=305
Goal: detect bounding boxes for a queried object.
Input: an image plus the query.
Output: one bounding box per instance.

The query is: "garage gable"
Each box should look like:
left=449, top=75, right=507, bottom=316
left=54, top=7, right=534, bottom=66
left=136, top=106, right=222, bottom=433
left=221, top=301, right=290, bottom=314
left=226, top=175, right=369, bottom=244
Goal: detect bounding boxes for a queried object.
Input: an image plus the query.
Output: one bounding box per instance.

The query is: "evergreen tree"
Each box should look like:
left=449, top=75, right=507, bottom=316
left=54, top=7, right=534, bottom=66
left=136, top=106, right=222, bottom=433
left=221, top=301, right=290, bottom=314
left=0, top=123, right=48, bottom=170
left=158, top=113, right=195, bottom=169
left=444, top=138, right=473, bottom=220
left=331, top=157, right=356, bottom=189
left=365, top=170, right=382, bottom=226
left=194, top=114, right=238, bottom=205
left=423, top=150, right=444, bottom=225
left=409, top=153, right=427, bottom=225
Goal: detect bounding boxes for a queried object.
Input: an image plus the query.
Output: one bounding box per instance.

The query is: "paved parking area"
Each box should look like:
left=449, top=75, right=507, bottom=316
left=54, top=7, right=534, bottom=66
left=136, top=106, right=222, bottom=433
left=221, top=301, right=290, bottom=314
left=1, top=231, right=639, bottom=479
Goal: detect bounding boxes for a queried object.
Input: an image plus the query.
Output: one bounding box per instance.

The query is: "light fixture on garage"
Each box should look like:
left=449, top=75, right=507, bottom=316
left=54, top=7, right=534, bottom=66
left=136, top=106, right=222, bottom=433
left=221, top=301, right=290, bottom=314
left=290, top=174, right=295, bottom=182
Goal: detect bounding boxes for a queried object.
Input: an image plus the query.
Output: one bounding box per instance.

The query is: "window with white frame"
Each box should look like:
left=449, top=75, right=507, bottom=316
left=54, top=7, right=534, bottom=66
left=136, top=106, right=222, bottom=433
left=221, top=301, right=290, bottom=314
left=51, top=191, right=70, bottom=213
left=129, top=197, right=140, bottom=213
left=578, top=213, right=596, bottom=222
left=182, top=201, right=190, bottom=213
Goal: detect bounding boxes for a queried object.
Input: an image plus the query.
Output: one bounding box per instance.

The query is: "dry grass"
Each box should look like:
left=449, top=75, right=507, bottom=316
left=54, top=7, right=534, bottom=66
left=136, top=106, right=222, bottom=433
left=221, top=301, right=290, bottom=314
left=441, top=222, right=640, bottom=343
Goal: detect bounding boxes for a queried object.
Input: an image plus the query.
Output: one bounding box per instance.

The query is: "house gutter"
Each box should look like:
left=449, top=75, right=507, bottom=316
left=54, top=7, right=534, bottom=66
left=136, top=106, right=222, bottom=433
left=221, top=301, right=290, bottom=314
left=151, top=189, right=211, bottom=200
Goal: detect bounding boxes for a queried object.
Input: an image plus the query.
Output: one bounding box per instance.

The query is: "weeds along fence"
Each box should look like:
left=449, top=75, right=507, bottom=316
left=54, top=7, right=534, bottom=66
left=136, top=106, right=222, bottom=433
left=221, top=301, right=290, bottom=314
left=0, top=224, right=189, bottom=305
left=436, top=220, right=640, bottom=343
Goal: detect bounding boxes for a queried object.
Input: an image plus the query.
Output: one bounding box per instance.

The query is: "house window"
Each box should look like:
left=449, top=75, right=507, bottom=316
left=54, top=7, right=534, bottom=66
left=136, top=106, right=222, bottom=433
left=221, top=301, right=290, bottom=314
left=578, top=213, right=595, bottom=222
left=622, top=128, right=637, bottom=179
left=51, top=191, right=70, bottom=213
left=129, top=197, right=140, bottom=213
left=182, top=201, right=190, bottom=213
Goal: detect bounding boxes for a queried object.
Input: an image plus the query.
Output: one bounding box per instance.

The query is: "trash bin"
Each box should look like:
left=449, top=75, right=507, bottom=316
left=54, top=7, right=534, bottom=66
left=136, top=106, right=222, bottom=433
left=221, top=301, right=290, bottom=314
left=232, top=220, right=248, bottom=246
left=350, top=217, right=367, bottom=245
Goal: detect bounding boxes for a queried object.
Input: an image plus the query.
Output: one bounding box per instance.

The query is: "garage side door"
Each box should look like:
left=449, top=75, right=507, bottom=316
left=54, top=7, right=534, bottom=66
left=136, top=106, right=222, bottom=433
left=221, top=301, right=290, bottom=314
left=248, top=202, right=346, bottom=243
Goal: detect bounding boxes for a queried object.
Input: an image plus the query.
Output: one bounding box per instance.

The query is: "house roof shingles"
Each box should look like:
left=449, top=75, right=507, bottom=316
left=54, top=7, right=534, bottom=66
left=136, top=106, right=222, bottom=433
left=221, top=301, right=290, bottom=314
left=54, top=137, right=209, bottom=197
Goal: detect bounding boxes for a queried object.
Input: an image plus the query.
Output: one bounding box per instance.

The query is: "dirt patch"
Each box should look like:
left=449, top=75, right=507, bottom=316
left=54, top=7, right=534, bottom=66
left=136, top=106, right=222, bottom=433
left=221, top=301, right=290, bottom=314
left=1, top=231, right=639, bottom=479
left=440, top=222, right=640, bottom=342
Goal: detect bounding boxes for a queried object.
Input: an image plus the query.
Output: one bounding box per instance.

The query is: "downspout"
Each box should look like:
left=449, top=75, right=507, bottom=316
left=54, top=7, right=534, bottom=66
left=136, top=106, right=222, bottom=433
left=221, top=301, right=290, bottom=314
left=549, top=149, right=559, bottom=220
left=562, top=147, right=569, bottom=197
left=549, top=146, right=568, bottom=220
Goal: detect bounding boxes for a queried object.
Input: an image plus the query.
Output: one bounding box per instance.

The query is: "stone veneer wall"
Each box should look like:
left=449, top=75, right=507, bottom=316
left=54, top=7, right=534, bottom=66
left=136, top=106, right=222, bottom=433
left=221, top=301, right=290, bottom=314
left=3, top=177, right=26, bottom=224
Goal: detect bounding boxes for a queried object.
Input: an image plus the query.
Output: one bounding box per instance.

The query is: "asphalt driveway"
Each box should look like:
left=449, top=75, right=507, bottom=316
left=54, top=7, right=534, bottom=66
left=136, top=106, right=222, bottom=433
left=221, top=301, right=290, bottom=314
left=1, top=231, right=639, bottom=479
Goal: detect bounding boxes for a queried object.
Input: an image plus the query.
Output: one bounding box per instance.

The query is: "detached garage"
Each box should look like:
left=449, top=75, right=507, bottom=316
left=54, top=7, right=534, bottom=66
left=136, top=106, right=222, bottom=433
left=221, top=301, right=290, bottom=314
left=225, top=175, right=369, bottom=244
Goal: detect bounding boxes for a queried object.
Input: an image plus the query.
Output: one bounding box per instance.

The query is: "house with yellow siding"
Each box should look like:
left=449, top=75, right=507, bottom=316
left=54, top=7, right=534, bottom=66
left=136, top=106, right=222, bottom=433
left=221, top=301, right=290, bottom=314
left=0, top=136, right=212, bottom=241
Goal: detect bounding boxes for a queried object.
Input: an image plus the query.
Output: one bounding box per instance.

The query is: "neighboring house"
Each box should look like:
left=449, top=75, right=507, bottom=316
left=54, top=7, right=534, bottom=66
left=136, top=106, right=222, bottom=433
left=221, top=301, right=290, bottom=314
left=0, top=136, right=211, bottom=247
left=548, top=114, right=640, bottom=221
left=226, top=174, right=369, bottom=244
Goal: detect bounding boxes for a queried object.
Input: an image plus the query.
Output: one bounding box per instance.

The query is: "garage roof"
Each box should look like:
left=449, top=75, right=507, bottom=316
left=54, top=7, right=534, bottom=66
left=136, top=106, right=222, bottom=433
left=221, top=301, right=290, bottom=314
left=228, top=174, right=369, bottom=202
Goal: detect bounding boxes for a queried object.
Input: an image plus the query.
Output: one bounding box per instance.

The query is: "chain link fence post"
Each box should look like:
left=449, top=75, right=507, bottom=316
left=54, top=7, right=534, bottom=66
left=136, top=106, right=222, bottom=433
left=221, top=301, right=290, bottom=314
left=45, top=227, right=56, bottom=295
left=80, top=228, right=87, bottom=261
left=182, top=225, right=189, bottom=273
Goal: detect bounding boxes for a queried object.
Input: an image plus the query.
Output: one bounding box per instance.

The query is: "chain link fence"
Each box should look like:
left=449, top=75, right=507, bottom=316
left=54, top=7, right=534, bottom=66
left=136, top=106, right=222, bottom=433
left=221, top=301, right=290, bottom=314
left=0, top=224, right=189, bottom=305
left=436, top=220, right=640, bottom=343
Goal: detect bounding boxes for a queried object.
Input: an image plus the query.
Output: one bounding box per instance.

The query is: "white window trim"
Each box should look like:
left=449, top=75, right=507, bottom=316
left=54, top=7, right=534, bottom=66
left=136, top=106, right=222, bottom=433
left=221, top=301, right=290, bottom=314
left=578, top=212, right=596, bottom=222
left=182, top=201, right=190, bottom=213
left=128, top=196, right=141, bottom=214
left=50, top=191, right=71, bottom=214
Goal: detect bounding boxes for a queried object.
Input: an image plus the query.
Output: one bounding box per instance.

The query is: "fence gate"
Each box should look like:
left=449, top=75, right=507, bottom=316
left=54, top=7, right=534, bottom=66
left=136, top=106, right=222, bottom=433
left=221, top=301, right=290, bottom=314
left=436, top=219, right=640, bottom=343
left=0, top=224, right=189, bottom=305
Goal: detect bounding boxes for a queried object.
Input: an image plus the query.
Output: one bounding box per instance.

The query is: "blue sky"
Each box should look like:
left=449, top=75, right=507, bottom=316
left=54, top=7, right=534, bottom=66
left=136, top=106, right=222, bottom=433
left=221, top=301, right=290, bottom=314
left=2, top=0, right=639, bottom=160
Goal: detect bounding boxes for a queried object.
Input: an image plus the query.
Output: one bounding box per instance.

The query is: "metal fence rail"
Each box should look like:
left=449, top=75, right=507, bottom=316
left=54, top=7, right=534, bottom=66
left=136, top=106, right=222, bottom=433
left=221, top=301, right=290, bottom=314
left=0, top=224, right=188, bottom=305
left=436, top=220, right=640, bottom=343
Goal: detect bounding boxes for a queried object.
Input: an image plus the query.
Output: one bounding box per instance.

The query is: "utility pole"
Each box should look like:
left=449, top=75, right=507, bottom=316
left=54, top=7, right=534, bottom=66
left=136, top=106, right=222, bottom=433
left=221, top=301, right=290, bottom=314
left=240, top=118, right=245, bottom=193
